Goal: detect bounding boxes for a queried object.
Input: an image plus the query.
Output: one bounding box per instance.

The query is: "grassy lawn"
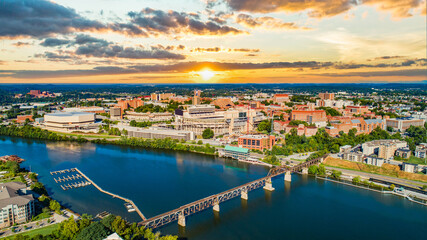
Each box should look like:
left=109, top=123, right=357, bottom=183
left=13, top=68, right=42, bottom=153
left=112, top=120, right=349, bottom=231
left=4, top=224, right=58, bottom=239
left=0, top=176, right=25, bottom=184
left=32, top=212, right=52, bottom=221
left=405, top=156, right=427, bottom=165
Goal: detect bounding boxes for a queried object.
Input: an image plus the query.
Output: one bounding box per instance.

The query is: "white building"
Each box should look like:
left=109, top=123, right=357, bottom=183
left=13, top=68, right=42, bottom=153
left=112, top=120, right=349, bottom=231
left=44, top=112, right=100, bottom=133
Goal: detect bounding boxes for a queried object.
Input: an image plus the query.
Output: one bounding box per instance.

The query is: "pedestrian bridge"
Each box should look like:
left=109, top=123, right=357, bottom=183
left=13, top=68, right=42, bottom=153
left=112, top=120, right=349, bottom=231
left=139, top=155, right=325, bottom=229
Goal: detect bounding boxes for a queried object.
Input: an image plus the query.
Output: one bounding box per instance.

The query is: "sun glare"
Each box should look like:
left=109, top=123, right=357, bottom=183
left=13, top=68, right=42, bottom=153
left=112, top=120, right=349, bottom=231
left=199, top=69, right=215, bottom=81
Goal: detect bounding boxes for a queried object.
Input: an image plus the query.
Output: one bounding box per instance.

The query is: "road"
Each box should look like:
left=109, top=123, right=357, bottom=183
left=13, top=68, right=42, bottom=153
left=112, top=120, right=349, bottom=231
left=325, top=166, right=426, bottom=188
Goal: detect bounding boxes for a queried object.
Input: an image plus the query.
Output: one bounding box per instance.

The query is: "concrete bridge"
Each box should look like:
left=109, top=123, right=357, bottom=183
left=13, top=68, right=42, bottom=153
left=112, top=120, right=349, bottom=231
left=139, top=155, right=325, bottom=229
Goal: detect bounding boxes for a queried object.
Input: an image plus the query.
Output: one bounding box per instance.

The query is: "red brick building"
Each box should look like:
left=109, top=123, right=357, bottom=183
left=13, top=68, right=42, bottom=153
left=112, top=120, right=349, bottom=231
left=16, top=115, right=33, bottom=123
left=291, top=110, right=327, bottom=124
left=238, top=135, right=276, bottom=151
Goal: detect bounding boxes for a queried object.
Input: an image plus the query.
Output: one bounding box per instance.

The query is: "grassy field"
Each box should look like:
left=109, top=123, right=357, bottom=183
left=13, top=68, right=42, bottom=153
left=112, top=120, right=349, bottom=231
left=4, top=224, right=58, bottom=239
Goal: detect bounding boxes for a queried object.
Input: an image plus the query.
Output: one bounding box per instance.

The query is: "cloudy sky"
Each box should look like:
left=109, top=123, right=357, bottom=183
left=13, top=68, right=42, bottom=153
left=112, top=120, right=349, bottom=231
left=0, top=0, right=426, bottom=83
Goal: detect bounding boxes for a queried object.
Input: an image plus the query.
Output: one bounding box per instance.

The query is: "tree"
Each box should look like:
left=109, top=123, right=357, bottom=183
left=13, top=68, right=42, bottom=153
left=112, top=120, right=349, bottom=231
left=75, top=222, right=111, bottom=240
left=330, top=170, right=342, bottom=180
left=202, top=128, right=214, bottom=139
left=352, top=176, right=361, bottom=184
left=49, top=200, right=61, bottom=213
left=257, top=120, right=272, bottom=133
left=308, top=165, right=319, bottom=174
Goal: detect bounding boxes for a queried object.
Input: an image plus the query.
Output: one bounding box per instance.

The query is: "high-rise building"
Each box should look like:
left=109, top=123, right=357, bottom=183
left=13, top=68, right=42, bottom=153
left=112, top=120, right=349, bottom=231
left=319, top=92, right=335, bottom=100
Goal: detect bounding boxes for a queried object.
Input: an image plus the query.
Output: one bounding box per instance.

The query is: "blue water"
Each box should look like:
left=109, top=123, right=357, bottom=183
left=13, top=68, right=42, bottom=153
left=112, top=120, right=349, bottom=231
left=1, top=136, right=426, bottom=239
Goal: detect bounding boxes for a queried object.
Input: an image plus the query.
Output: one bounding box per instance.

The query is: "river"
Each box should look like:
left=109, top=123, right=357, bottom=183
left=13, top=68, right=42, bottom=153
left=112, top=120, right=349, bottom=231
left=0, top=136, right=426, bottom=239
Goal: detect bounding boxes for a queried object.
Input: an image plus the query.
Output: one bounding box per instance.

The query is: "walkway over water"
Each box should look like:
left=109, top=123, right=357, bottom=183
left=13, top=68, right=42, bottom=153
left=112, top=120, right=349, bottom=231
left=139, top=156, right=324, bottom=229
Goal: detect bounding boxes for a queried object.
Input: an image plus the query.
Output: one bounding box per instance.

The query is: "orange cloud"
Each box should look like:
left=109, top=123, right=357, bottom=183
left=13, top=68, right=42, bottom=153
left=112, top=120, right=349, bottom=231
left=236, top=14, right=311, bottom=30
left=213, top=0, right=425, bottom=18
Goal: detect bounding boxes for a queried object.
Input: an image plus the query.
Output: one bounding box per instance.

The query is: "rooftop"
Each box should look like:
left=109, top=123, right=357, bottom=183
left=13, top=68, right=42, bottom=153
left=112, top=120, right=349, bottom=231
left=224, top=145, right=249, bottom=153
left=46, top=112, right=94, bottom=117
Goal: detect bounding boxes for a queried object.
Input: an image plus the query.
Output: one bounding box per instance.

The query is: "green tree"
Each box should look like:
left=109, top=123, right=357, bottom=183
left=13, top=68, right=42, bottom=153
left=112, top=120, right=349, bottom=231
left=202, top=128, right=214, bottom=139
left=49, top=200, right=61, bottom=213
left=75, top=222, right=111, bottom=240
left=330, top=170, right=342, bottom=180
left=352, top=176, right=361, bottom=184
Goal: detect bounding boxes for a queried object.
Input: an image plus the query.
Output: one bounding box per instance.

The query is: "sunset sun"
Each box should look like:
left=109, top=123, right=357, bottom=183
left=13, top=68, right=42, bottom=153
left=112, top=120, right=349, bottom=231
left=199, top=69, right=215, bottom=81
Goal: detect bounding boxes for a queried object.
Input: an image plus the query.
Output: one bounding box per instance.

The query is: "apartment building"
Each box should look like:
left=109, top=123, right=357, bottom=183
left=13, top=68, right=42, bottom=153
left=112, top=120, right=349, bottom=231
left=362, top=139, right=407, bottom=159
left=238, top=135, right=276, bottom=151
left=319, top=92, right=335, bottom=100
left=0, top=182, right=35, bottom=229
left=117, top=98, right=144, bottom=112
left=415, top=143, right=427, bottom=159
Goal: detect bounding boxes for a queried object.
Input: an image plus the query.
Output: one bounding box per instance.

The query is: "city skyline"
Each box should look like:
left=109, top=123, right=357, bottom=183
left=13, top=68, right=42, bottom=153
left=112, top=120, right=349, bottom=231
left=0, top=0, right=426, bottom=83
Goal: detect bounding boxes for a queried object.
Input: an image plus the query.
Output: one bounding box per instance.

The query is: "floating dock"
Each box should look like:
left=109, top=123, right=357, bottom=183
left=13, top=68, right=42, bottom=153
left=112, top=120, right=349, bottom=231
left=51, top=167, right=146, bottom=221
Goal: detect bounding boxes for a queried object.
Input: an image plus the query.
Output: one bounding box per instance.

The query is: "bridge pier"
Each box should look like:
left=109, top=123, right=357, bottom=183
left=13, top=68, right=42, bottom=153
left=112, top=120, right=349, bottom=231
left=263, top=178, right=275, bottom=191
left=302, top=168, right=308, bottom=174
left=241, top=189, right=248, bottom=200
left=213, top=203, right=220, bottom=212
left=178, top=213, right=186, bottom=227
left=284, top=171, right=292, bottom=182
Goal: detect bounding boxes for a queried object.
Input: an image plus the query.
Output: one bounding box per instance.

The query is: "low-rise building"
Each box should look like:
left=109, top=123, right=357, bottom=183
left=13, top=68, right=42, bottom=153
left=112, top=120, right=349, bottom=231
left=386, top=118, right=425, bottom=132
left=402, top=162, right=418, bottom=173
left=125, top=112, right=173, bottom=122
left=211, top=98, right=235, bottom=109
left=395, top=148, right=411, bottom=159
left=16, top=115, right=33, bottom=123
left=120, top=126, right=194, bottom=141
left=272, top=94, right=290, bottom=103
left=63, top=107, right=105, bottom=114
left=218, top=145, right=250, bottom=160
left=238, top=135, right=275, bottom=151
left=0, top=182, right=35, bottom=228
left=110, top=107, right=122, bottom=120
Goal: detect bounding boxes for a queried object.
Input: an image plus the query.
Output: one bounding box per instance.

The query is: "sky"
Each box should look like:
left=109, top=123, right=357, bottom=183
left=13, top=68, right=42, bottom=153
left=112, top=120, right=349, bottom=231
left=0, top=0, right=426, bottom=83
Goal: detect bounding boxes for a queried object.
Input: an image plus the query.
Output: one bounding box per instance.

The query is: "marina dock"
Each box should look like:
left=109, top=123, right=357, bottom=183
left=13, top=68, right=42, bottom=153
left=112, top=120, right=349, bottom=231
left=51, top=167, right=146, bottom=221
